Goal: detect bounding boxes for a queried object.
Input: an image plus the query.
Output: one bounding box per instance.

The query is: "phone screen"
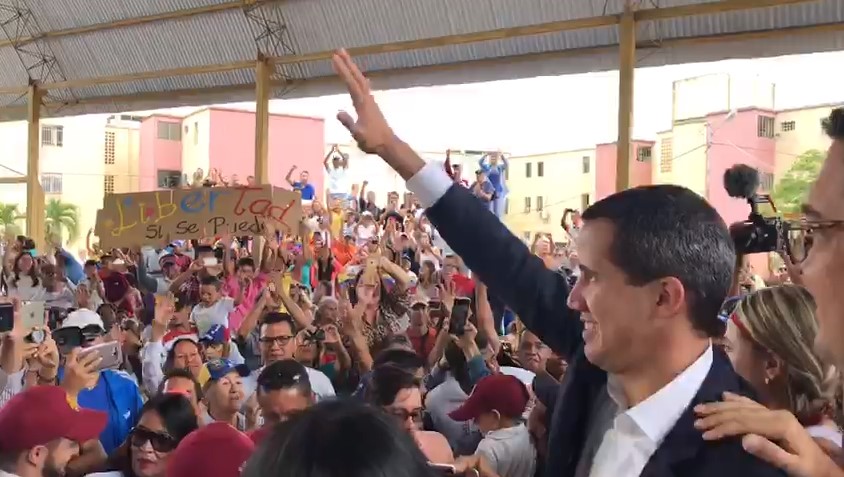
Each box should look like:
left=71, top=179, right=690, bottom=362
left=450, top=300, right=471, bottom=336
left=0, top=303, right=13, bottom=333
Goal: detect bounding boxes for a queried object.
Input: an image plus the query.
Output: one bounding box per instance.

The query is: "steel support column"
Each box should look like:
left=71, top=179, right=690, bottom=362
left=616, top=4, right=636, bottom=192
left=254, top=57, right=270, bottom=184
left=25, top=84, right=44, bottom=249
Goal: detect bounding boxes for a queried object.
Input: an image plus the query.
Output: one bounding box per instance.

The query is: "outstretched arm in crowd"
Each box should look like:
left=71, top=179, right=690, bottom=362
left=284, top=166, right=297, bottom=188
left=331, top=49, right=581, bottom=360
left=475, top=282, right=501, bottom=356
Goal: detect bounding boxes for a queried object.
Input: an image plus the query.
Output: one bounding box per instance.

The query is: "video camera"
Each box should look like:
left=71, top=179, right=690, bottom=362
left=723, top=164, right=789, bottom=255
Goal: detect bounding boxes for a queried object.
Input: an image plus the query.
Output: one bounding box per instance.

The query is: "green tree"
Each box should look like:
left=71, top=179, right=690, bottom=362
left=0, top=203, right=24, bottom=236
left=771, top=149, right=825, bottom=214
left=44, top=198, right=80, bottom=244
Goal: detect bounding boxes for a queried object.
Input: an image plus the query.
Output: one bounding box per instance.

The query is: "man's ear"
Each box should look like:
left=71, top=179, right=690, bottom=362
left=655, top=277, right=686, bottom=317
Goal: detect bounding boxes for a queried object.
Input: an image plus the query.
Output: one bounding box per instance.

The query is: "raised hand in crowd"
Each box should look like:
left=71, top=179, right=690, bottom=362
left=695, top=392, right=843, bottom=477
left=150, top=293, right=175, bottom=343
left=61, top=347, right=102, bottom=398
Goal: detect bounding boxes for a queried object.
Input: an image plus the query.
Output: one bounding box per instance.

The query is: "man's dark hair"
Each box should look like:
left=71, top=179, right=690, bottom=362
left=257, top=359, right=311, bottom=396
left=581, top=184, right=735, bottom=337
left=372, top=348, right=424, bottom=372
left=368, top=364, right=421, bottom=407
left=199, top=275, right=221, bottom=288
left=260, top=312, right=296, bottom=336
left=84, top=259, right=98, bottom=268
left=159, top=367, right=203, bottom=400
left=236, top=257, right=256, bottom=270
left=194, top=245, right=214, bottom=255
left=823, top=107, right=844, bottom=140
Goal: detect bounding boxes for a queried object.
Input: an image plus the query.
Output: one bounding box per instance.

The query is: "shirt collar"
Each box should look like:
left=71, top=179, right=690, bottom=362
left=607, top=344, right=713, bottom=444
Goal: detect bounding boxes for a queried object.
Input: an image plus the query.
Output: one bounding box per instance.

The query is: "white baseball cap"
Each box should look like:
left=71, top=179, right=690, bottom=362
left=59, top=309, right=105, bottom=331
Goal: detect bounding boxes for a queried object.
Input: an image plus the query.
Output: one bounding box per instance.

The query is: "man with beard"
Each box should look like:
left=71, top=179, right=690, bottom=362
left=0, top=386, right=107, bottom=477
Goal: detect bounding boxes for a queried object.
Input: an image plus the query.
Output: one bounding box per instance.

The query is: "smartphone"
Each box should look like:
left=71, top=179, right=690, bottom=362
left=428, top=463, right=457, bottom=475
left=203, top=257, right=218, bottom=267
left=450, top=297, right=472, bottom=336
left=0, top=303, right=13, bottom=333
left=20, top=301, right=45, bottom=331
left=80, top=341, right=123, bottom=371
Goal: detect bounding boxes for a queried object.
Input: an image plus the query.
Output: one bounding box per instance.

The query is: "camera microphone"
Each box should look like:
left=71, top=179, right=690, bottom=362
left=723, top=164, right=760, bottom=199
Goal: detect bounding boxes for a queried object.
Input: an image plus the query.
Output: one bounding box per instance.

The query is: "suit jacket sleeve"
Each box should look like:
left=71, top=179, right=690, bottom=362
left=424, top=183, right=582, bottom=359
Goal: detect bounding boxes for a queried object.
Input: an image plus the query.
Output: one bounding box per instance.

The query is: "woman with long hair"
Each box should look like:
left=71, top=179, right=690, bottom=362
left=89, top=393, right=199, bottom=477
left=699, top=285, right=842, bottom=447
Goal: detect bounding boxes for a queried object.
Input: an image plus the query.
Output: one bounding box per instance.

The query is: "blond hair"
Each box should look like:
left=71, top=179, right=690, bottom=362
left=735, top=284, right=838, bottom=425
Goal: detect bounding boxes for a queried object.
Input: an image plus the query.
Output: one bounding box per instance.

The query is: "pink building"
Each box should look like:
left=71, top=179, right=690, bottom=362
left=139, top=107, right=325, bottom=193
left=594, top=140, right=654, bottom=200
left=704, top=108, right=776, bottom=226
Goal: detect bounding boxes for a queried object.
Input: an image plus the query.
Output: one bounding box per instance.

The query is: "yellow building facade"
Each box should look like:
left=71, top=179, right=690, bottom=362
left=504, top=149, right=595, bottom=244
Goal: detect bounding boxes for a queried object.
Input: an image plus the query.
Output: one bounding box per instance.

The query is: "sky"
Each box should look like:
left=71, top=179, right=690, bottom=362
left=142, top=50, right=844, bottom=156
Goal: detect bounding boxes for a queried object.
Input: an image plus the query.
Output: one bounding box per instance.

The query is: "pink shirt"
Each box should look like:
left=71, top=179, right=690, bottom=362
left=222, top=273, right=268, bottom=330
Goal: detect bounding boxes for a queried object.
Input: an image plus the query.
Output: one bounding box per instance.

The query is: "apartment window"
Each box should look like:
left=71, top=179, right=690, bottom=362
left=41, top=125, right=63, bottom=147
left=582, top=156, right=590, bottom=174
left=581, top=193, right=591, bottom=211
left=104, top=131, right=116, bottom=165
left=525, top=162, right=532, bottom=178
left=41, top=173, right=62, bottom=194
left=757, top=116, right=775, bottom=138
left=536, top=196, right=544, bottom=212
left=104, top=175, right=115, bottom=194
left=637, top=146, right=652, bottom=162
left=537, top=162, right=544, bottom=177
left=193, top=122, right=199, bottom=145
left=157, top=169, right=182, bottom=188
left=524, top=196, right=531, bottom=213
left=119, top=115, right=143, bottom=122
left=759, top=172, right=774, bottom=192
left=156, top=121, right=181, bottom=141
left=660, top=137, right=673, bottom=173
left=781, top=121, right=796, bottom=132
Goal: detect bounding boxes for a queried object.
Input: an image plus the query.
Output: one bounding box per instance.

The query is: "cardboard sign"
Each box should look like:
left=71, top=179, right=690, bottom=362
left=94, top=186, right=301, bottom=249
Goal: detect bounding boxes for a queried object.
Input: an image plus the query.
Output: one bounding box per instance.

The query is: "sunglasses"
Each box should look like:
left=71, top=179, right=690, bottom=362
left=130, top=426, right=178, bottom=453
left=386, top=407, right=424, bottom=423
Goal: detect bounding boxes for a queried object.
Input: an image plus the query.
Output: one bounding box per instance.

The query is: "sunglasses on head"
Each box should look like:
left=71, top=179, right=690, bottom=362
left=130, top=426, right=178, bottom=453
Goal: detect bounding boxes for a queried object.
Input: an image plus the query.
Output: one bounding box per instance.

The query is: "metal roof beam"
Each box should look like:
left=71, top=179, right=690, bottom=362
left=0, top=19, right=838, bottom=122
left=0, top=0, right=824, bottom=97
left=17, top=0, right=816, bottom=94
left=0, top=0, right=273, bottom=49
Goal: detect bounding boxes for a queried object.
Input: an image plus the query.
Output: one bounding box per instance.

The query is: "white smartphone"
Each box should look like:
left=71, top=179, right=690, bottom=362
left=80, top=341, right=123, bottom=371
left=203, top=257, right=218, bottom=267
left=20, top=301, right=45, bottom=331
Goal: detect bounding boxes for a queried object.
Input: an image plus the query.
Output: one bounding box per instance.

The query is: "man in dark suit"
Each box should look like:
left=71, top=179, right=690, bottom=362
left=330, top=49, right=785, bottom=477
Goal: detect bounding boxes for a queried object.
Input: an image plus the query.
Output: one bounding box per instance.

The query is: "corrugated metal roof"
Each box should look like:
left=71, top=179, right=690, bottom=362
left=0, top=0, right=841, bottom=120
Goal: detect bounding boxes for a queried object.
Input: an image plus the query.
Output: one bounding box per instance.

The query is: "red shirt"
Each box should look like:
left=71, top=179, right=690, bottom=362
left=451, top=273, right=475, bottom=297
left=248, top=426, right=272, bottom=445
left=99, top=270, right=134, bottom=315
left=408, top=328, right=437, bottom=359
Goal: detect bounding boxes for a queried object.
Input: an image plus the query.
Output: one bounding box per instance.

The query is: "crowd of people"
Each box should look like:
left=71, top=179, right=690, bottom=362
left=0, top=49, right=843, bottom=477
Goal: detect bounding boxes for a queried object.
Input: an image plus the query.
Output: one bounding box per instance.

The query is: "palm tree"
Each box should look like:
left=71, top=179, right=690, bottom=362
left=0, top=203, right=24, bottom=236
left=44, top=198, right=80, bottom=244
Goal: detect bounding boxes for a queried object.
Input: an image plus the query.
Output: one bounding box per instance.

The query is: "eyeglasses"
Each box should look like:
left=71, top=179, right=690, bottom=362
left=784, top=218, right=844, bottom=262
left=717, top=295, right=743, bottom=324
left=130, top=426, right=178, bottom=453
left=260, top=335, right=294, bottom=346
left=386, top=407, right=424, bottom=424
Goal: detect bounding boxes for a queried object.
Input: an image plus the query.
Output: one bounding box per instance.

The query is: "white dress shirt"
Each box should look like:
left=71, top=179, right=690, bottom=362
left=588, top=345, right=713, bottom=477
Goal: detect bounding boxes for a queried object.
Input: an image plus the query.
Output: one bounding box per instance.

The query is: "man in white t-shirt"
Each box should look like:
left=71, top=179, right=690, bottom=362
left=324, top=145, right=350, bottom=204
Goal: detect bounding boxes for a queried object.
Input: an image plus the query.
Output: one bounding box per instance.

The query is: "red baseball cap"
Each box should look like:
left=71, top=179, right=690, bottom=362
left=448, top=374, right=530, bottom=422
left=167, top=422, right=255, bottom=477
left=0, top=385, right=107, bottom=451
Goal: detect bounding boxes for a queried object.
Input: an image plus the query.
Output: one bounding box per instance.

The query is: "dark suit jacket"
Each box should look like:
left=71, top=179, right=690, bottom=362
left=425, top=184, right=785, bottom=477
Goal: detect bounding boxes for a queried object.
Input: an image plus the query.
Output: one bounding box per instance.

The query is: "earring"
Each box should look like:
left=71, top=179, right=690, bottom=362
left=764, top=377, right=770, bottom=385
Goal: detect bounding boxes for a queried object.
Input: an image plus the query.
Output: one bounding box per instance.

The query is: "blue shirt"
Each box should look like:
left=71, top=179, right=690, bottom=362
left=293, top=182, right=316, bottom=200
left=57, top=248, right=84, bottom=285
left=58, top=367, right=143, bottom=454
left=479, top=162, right=507, bottom=195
